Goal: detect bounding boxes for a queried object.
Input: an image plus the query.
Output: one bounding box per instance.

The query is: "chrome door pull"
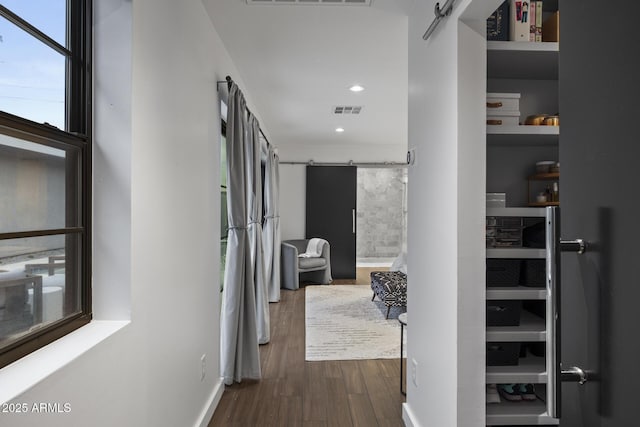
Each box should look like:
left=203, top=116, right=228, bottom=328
left=561, top=366, right=589, bottom=385
left=561, top=239, right=587, bottom=254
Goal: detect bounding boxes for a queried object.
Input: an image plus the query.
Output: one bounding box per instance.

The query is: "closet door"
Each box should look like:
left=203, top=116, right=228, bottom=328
left=559, top=1, right=640, bottom=425
left=306, top=166, right=356, bottom=280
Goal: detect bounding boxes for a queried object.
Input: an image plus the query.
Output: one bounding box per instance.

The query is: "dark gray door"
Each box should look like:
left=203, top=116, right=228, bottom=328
left=306, top=166, right=356, bottom=280
left=560, top=2, right=640, bottom=425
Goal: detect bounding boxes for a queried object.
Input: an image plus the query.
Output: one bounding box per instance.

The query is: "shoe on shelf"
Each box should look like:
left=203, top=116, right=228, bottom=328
left=497, top=384, right=522, bottom=401
left=519, top=383, right=537, bottom=401
left=487, top=384, right=501, bottom=404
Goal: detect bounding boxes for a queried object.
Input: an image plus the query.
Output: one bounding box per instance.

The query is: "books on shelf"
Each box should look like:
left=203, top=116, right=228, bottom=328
left=487, top=1, right=510, bottom=41
left=488, top=1, right=550, bottom=43
left=535, top=1, right=543, bottom=42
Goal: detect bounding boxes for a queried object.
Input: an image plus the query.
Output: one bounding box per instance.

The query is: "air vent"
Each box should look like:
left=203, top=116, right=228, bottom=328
left=247, top=0, right=371, bottom=5
left=333, top=106, right=363, bottom=115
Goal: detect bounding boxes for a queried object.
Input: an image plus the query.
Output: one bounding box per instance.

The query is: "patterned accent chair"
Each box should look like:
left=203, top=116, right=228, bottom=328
left=370, top=271, right=407, bottom=319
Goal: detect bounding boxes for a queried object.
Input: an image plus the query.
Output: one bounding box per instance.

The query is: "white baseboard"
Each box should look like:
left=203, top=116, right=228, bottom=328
left=402, top=402, right=422, bottom=427
left=196, top=376, right=225, bottom=427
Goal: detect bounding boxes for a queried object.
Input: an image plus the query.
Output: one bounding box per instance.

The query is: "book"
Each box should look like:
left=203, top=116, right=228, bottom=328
left=529, top=1, right=536, bottom=41
left=487, top=1, right=510, bottom=41
left=543, top=10, right=559, bottom=42
left=509, top=0, right=530, bottom=42
left=535, top=1, right=543, bottom=42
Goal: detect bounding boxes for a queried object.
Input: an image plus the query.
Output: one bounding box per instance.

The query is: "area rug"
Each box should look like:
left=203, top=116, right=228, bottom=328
left=305, top=284, right=404, bottom=361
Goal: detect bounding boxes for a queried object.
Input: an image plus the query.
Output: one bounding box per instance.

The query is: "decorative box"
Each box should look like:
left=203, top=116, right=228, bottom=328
left=487, top=110, right=520, bottom=126
left=487, top=92, right=521, bottom=112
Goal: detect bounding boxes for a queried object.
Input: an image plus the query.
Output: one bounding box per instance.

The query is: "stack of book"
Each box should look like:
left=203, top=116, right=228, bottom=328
left=487, top=1, right=557, bottom=42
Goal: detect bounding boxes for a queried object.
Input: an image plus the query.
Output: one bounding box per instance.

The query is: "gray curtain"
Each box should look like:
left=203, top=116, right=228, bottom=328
left=220, top=83, right=261, bottom=384
left=247, top=113, right=270, bottom=344
left=263, top=145, right=281, bottom=302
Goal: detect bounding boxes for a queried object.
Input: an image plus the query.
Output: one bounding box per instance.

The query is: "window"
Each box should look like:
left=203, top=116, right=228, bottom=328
left=0, top=0, right=92, bottom=368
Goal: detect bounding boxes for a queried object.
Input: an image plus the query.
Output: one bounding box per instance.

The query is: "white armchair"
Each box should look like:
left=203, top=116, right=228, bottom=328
left=281, top=239, right=332, bottom=290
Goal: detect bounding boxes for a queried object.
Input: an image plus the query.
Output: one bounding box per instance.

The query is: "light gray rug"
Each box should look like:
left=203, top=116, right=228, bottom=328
left=305, top=284, right=404, bottom=361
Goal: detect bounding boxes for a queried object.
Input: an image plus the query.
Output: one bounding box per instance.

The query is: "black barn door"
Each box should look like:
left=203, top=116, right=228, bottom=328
left=306, top=166, right=356, bottom=280
left=559, top=1, right=640, bottom=425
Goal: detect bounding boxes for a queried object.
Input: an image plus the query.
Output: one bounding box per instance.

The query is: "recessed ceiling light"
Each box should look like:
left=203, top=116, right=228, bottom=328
left=349, top=85, right=364, bottom=92
left=335, top=127, right=345, bottom=133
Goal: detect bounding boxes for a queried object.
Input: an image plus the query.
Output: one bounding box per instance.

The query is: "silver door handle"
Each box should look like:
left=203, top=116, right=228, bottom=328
left=561, top=239, right=587, bottom=254
left=561, top=366, right=590, bottom=385
left=352, top=209, right=356, bottom=234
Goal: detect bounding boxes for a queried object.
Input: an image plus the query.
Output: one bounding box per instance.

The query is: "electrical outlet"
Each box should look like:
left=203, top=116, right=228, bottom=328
left=411, top=358, right=418, bottom=387
left=200, top=354, right=206, bottom=381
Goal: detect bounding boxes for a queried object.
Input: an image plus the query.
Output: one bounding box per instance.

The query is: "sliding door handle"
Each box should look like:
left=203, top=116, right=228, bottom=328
left=561, top=239, right=587, bottom=254
left=352, top=209, right=356, bottom=234
left=561, top=366, right=591, bottom=385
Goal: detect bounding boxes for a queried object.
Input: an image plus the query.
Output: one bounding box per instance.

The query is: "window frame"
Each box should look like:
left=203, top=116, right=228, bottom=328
left=0, top=0, right=92, bottom=369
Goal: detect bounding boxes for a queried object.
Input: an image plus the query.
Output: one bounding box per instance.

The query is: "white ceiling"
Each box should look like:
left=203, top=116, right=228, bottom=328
left=203, top=0, right=410, bottom=161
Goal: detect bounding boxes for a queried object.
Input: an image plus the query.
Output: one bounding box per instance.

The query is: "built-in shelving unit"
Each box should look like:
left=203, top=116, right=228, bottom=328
left=485, top=205, right=557, bottom=426
left=485, top=3, right=560, bottom=423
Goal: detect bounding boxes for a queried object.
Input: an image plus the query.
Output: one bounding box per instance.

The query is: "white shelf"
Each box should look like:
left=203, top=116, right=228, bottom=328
left=487, top=311, right=546, bottom=342
left=486, top=355, right=547, bottom=383
left=487, top=248, right=546, bottom=259
left=487, top=125, right=559, bottom=135
left=487, top=286, right=547, bottom=300
left=487, top=207, right=546, bottom=217
left=486, top=400, right=559, bottom=426
left=487, top=42, right=559, bottom=80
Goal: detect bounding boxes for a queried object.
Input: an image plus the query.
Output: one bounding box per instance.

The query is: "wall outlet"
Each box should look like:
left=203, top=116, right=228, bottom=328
left=200, top=354, right=206, bottom=381
left=411, top=358, right=418, bottom=387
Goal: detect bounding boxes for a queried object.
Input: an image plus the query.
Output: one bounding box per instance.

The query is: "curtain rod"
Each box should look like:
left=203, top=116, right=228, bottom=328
left=423, top=0, right=456, bottom=41
left=279, top=161, right=408, bottom=168
left=217, top=76, right=272, bottom=148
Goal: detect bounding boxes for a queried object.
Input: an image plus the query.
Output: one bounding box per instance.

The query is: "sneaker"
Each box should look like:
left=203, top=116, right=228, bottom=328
left=518, top=383, right=537, bottom=401
left=497, top=384, right=522, bottom=401
left=487, top=384, right=501, bottom=404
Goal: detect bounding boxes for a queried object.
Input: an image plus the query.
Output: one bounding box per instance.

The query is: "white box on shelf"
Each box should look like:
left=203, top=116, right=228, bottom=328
left=487, top=92, right=521, bottom=112
left=486, top=192, right=506, bottom=208
left=487, top=110, right=521, bottom=127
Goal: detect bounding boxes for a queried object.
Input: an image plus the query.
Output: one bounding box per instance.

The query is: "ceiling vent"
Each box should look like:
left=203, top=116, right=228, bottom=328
left=333, top=106, right=363, bottom=115
left=247, top=0, right=371, bottom=6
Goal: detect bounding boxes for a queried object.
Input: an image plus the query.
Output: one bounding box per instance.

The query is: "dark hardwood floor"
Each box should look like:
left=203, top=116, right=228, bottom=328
left=208, top=286, right=405, bottom=427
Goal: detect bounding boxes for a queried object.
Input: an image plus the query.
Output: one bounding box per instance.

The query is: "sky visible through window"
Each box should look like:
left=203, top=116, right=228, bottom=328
left=0, top=1, right=67, bottom=129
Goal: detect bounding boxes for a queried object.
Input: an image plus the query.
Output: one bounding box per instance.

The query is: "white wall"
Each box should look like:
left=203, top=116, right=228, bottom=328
left=279, top=164, right=306, bottom=241
left=403, top=1, right=499, bottom=426
left=0, top=1, right=255, bottom=425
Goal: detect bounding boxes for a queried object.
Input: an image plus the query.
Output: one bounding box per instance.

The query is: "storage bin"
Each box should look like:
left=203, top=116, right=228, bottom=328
left=487, top=300, right=522, bottom=326
left=486, top=92, right=520, bottom=112
left=522, top=217, right=546, bottom=248
left=487, top=110, right=520, bottom=126
left=486, top=259, right=522, bottom=286
left=486, top=192, right=506, bottom=208
left=522, top=259, right=546, bottom=287
left=487, top=342, right=521, bottom=366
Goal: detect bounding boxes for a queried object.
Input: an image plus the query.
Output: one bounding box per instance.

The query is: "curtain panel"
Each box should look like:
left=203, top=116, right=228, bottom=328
left=263, top=145, right=281, bottom=302
left=220, top=83, right=261, bottom=384
left=247, top=113, right=270, bottom=344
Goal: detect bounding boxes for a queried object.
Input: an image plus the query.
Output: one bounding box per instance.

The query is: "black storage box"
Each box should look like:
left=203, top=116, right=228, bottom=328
left=523, top=217, right=546, bottom=248
left=487, top=342, right=520, bottom=366
left=487, top=300, right=522, bottom=326
left=522, top=259, right=546, bottom=287
left=486, top=259, right=522, bottom=286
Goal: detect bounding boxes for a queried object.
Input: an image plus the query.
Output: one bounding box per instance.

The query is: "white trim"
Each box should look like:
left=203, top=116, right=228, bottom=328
left=0, top=320, right=129, bottom=404
left=196, top=377, right=225, bottom=427
left=402, top=402, right=423, bottom=427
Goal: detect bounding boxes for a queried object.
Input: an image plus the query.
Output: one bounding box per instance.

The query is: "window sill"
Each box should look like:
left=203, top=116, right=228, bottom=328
left=0, top=320, right=130, bottom=404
